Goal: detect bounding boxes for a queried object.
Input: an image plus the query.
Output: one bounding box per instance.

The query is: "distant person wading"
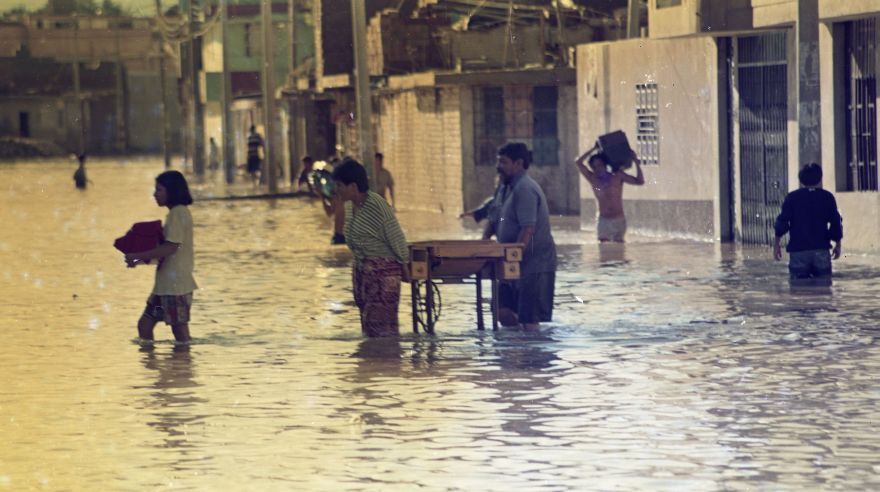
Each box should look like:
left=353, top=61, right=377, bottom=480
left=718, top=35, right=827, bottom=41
left=246, top=125, right=264, bottom=185
left=73, top=153, right=89, bottom=189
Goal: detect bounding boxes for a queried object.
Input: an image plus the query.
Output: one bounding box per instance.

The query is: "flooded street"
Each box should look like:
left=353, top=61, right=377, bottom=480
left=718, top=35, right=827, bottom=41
left=2, top=157, right=880, bottom=491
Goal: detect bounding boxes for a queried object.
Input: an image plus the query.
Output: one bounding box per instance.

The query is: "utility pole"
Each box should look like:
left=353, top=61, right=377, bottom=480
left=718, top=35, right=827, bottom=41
left=158, top=44, right=172, bottom=169
left=553, top=0, right=568, bottom=65
left=114, top=24, right=128, bottom=153
left=72, top=14, right=84, bottom=155
left=221, top=0, right=235, bottom=183
left=287, top=0, right=300, bottom=184
left=351, top=0, right=375, bottom=185
left=189, top=0, right=207, bottom=176
left=261, top=0, right=279, bottom=193
left=626, top=0, right=640, bottom=38
left=288, top=0, right=297, bottom=73
left=155, top=0, right=171, bottom=169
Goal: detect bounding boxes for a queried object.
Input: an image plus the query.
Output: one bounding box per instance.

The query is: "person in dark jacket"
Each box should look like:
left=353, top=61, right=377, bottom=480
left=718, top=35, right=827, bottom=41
left=773, top=163, right=843, bottom=285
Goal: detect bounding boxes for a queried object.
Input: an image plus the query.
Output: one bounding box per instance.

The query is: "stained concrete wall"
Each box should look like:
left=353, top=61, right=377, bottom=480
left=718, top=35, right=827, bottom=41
left=576, top=37, right=721, bottom=239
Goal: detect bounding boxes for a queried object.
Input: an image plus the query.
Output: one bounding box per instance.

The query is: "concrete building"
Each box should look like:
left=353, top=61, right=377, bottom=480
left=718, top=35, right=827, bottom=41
left=298, top=0, right=623, bottom=215
left=373, top=69, right=580, bottom=215
left=201, top=0, right=309, bottom=177
left=0, top=14, right=180, bottom=155
left=577, top=0, right=880, bottom=253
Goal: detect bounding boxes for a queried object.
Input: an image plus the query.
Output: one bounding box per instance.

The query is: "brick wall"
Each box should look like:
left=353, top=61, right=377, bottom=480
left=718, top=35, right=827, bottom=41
left=375, top=86, right=464, bottom=214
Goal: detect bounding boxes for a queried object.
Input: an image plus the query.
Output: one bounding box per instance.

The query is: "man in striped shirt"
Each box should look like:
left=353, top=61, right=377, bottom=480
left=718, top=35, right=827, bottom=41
left=246, top=125, right=264, bottom=185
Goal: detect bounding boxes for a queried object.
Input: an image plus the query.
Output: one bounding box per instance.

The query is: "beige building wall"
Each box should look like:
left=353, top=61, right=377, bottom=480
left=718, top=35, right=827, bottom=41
left=576, top=37, right=721, bottom=239
left=0, top=98, right=68, bottom=144
left=24, top=18, right=158, bottom=62
left=751, top=0, right=796, bottom=28
left=375, top=84, right=464, bottom=214
left=820, top=0, right=880, bottom=20
left=650, top=0, right=880, bottom=40
left=644, top=0, right=880, bottom=251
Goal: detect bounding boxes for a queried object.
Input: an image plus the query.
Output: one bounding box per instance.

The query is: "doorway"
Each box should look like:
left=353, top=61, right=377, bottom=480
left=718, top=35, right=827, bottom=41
left=18, top=112, right=30, bottom=138
left=735, top=32, right=789, bottom=245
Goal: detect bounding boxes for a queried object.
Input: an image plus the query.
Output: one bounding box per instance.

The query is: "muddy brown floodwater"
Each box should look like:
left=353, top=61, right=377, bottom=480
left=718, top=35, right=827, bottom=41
left=1, top=157, right=879, bottom=490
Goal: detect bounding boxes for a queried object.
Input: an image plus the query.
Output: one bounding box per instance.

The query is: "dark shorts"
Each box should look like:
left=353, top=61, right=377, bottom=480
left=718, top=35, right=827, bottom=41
left=499, top=271, right=555, bottom=324
left=143, top=294, right=193, bottom=325
left=789, top=249, right=832, bottom=281
left=247, top=155, right=261, bottom=174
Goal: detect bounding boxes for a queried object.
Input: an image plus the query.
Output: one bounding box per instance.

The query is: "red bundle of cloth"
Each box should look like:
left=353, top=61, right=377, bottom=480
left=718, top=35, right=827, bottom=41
left=113, top=220, right=164, bottom=264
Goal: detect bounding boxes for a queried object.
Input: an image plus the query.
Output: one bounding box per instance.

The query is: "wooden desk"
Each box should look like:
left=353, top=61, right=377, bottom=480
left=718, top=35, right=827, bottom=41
left=408, top=240, right=523, bottom=333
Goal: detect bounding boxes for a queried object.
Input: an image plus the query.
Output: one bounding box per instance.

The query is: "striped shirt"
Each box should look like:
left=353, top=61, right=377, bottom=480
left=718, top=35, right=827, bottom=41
left=247, top=132, right=263, bottom=159
left=344, top=191, right=409, bottom=265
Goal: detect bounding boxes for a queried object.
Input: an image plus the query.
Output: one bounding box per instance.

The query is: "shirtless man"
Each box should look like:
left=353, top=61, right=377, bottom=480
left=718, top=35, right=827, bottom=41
left=575, top=144, right=645, bottom=242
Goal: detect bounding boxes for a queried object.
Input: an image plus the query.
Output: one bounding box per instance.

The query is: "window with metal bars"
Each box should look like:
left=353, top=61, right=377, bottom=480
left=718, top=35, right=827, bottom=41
left=473, top=85, right=559, bottom=166
left=635, top=82, right=659, bottom=165
left=656, top=0, right=682, bottom=8
left=843, top=18, right=879, bottom=191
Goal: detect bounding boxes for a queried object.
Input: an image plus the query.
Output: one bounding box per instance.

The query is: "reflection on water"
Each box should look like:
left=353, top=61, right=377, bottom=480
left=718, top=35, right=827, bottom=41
left=139, top=345, right=205, bottom=452
left=1, top=158, right=880, bottom=490
left=598, top=242, right=628, bottom=267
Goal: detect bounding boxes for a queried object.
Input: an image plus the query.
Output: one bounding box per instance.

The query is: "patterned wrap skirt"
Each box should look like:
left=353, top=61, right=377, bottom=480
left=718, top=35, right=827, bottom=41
left=352, top=257, right=403, bottom=337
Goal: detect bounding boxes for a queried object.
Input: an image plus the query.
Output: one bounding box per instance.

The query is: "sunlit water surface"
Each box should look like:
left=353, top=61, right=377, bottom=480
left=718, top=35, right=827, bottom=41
left=2, top=158, right=879, bottom=491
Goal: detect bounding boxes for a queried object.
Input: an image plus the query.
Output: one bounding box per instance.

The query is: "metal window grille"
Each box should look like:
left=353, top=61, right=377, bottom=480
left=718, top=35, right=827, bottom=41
left=635, top=83, right=659, bottom=165
left=474, top=86, right=559, bottom=166
left=532, top=86, right=559, bottom=166
left=844, top=18, right=879, bottom=191
left=656, top=0, right=682, bottom=8
left=737, top=32, right=789, bottom=245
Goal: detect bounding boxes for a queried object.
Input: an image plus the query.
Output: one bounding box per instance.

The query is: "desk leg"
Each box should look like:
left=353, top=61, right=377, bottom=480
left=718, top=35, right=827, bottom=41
left=425, top=279, right=435, bottom=335
left=411, top=281, right=419, bottom=334
left=476, top=272, right=484, bottom=331
left=491, top=277, right=499, bottom=331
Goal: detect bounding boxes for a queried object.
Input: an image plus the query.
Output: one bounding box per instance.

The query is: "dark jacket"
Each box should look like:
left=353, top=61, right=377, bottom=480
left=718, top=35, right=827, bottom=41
left=774, top=187, right=843, bottom=252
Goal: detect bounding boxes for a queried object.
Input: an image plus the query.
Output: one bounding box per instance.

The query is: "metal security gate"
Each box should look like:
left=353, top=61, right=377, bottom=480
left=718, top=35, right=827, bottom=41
left=845, top=18, right=879, bottom=191
left=737, top=32, right=789, bottom=245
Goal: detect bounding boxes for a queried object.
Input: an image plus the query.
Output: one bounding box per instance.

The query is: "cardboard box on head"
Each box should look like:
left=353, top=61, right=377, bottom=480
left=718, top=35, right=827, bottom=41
left=597, top=131, right=634, bottom=172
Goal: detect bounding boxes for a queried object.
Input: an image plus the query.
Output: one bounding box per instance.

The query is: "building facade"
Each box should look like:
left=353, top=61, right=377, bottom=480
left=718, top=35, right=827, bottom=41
left=577, top=0, right=880, bottom=253
left=0, top=14, right=180, bottom=155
